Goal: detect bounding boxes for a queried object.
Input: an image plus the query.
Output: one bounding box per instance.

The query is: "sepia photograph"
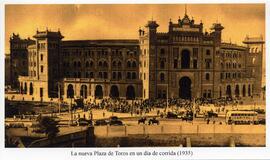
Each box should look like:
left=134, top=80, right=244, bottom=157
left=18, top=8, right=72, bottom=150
left=4, top=3, right=266, bottom=148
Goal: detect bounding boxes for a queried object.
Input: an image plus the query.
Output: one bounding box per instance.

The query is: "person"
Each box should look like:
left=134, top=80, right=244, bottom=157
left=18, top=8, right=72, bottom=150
left=160, top=112, right=164, bottom=118
left=90, top=111, right=93, bottom=120
left=207, top=118, right=210, bottom=124
left=103, top=111, right=105, bottom=117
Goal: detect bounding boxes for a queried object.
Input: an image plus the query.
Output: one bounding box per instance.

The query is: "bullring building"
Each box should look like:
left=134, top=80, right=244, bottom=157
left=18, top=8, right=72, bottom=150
left=13, top=12, right=263, bottom=101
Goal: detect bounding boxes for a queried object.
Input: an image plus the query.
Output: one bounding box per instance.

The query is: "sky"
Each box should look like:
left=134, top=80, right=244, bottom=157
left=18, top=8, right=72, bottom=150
left=5, top=4, right=265, bottom=54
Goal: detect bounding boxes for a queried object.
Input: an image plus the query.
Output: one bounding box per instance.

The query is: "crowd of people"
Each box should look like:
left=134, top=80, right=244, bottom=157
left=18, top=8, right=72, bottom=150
left=79, top=97, right=240, bottom=116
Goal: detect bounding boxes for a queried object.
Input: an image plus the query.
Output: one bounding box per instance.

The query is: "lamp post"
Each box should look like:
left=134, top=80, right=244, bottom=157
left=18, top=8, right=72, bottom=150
left=58, top=83, right=61, bottom=115
left=192, top=98, right=195, bottom=125
left=166, top=83, right=169, bottom=111
left=67, top=86, right=74, bottom=126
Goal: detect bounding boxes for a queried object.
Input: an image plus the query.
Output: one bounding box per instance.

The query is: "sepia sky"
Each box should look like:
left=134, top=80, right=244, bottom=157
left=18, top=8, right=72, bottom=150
left=5, top=4, right=265, bottom=53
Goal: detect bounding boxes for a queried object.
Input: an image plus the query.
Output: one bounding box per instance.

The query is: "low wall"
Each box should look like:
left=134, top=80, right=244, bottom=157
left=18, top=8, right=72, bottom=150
left=94, top=124, right=265, bottom=137
left=8, top=125, right=265, bottom=147
left=94, top=124, right=265, bottom=147
left=27, top=127, right=94, bottom=147
left=94, top=133, right=265, bottom=147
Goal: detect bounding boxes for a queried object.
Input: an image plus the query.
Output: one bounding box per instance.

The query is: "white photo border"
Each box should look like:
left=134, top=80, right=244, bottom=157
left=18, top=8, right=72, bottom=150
left=0, top=0, right=269, bottom=160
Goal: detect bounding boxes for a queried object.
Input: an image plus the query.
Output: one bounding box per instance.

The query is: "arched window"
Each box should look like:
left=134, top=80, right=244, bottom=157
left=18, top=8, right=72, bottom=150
left=160, top=73, right=165, bottom=82
left=132, top=72, right=137, bottom=79
left=160, top=60, right=165, bottom=69
left=127, top=72, right=131, bottom=79
left=127, top=61, right=131, bottom=68
left=206, top=49, right=211, bottom=55
left=160, top=48, right=165, bottom=55
left=86, top=61, right=89, bottom=68
left=205, top=73, right=210, bottom=80
left=90, top=72, right=94, bottom=78
left=103, top=61, right=108, bottom=68
left=174, top=59, right=178, bottom=68
left=98, top=72, right=102, bottom=78
left=132, top=61, right=137, bottom=68
left=80, top=85, right=87, bottom=99
left=77, top=61, right=81, bottom=68
left=73, top=61, right=77, bottom=67
left=98, top=61, right=103, bottom=67
left=86, top=72, right=89, bottom=78
left=67, top=84, right=74, bottom=98
left=118, top=61, right=122, bottom=67
left=103, top=72, right=108, bottom=79
left=113, top=72, right=117, bottom=79
left=112, top=61, right=117, bottom=67
left=181, top=50, right=190, bottom=69
left=90, top=61, right=94, bottom=67
left=29, top=83, right=33, bottom=95
left=118, top=72, right=122, bottom=80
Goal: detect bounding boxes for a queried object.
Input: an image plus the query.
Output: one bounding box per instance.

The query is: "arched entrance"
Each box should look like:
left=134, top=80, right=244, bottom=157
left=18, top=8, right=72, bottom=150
left=20, top=82, right=23, bottom=94
left=248, top=84, right=251, bottom=96
left=95, top=85, right=103, bottom=99
left=235, top=85, right=239, bottom=97
left=179, top=77, right=192, bottom=99
left=226, top=85, right=232, bottom=97
left=24, top=82, right=27, bottom=94
left=80, top=85, right=87, bottom=99
left=181, top=49, right=190, bottom=69
left=67, top=84, right=74, bottom=98
left=29, top=83, right=33, bottom=95
left=110, top=85, right=119, bottom=98
left=126, top=85, right=135, bottom=100
left=242, top=85, right=246, bottom=97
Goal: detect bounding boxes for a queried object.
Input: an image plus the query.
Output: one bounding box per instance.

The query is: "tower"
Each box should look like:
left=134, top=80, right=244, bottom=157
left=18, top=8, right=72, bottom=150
left=139, top=20, right=159, bottom=99
left=33, top=29, right=64, bottom=99
left=9, top=34, right=34, bottom=88
left=210, top=23, right=224, bottom=45
left=243, top=36, right=264, bottom=97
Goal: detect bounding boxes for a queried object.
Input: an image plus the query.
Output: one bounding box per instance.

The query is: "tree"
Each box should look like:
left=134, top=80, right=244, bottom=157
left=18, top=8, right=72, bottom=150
left=36, top=116, right=59, bottom=139
left=262, top=86, right=266, bottom=92
left=5, top=100, right=19, bottom=117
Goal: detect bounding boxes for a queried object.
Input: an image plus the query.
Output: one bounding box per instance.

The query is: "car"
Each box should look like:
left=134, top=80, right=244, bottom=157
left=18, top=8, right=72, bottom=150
left=109, top=120, right=123, bottom=126
left=181, top=116, right=193, bottom=121
left=148, top=117, right=159, bottom=125
left=108, top=116, right=123, bottom=126
left=166, top=112, right=178, bottom=119
left=95, top=119, right=108, bottom=126
left=258, top=119, right=265, bottom=125
left=76, top=118, right=92, bottom=126
left=109, top=116, right=119, bottom=121
left=207, top=111, right=218, bottom=118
